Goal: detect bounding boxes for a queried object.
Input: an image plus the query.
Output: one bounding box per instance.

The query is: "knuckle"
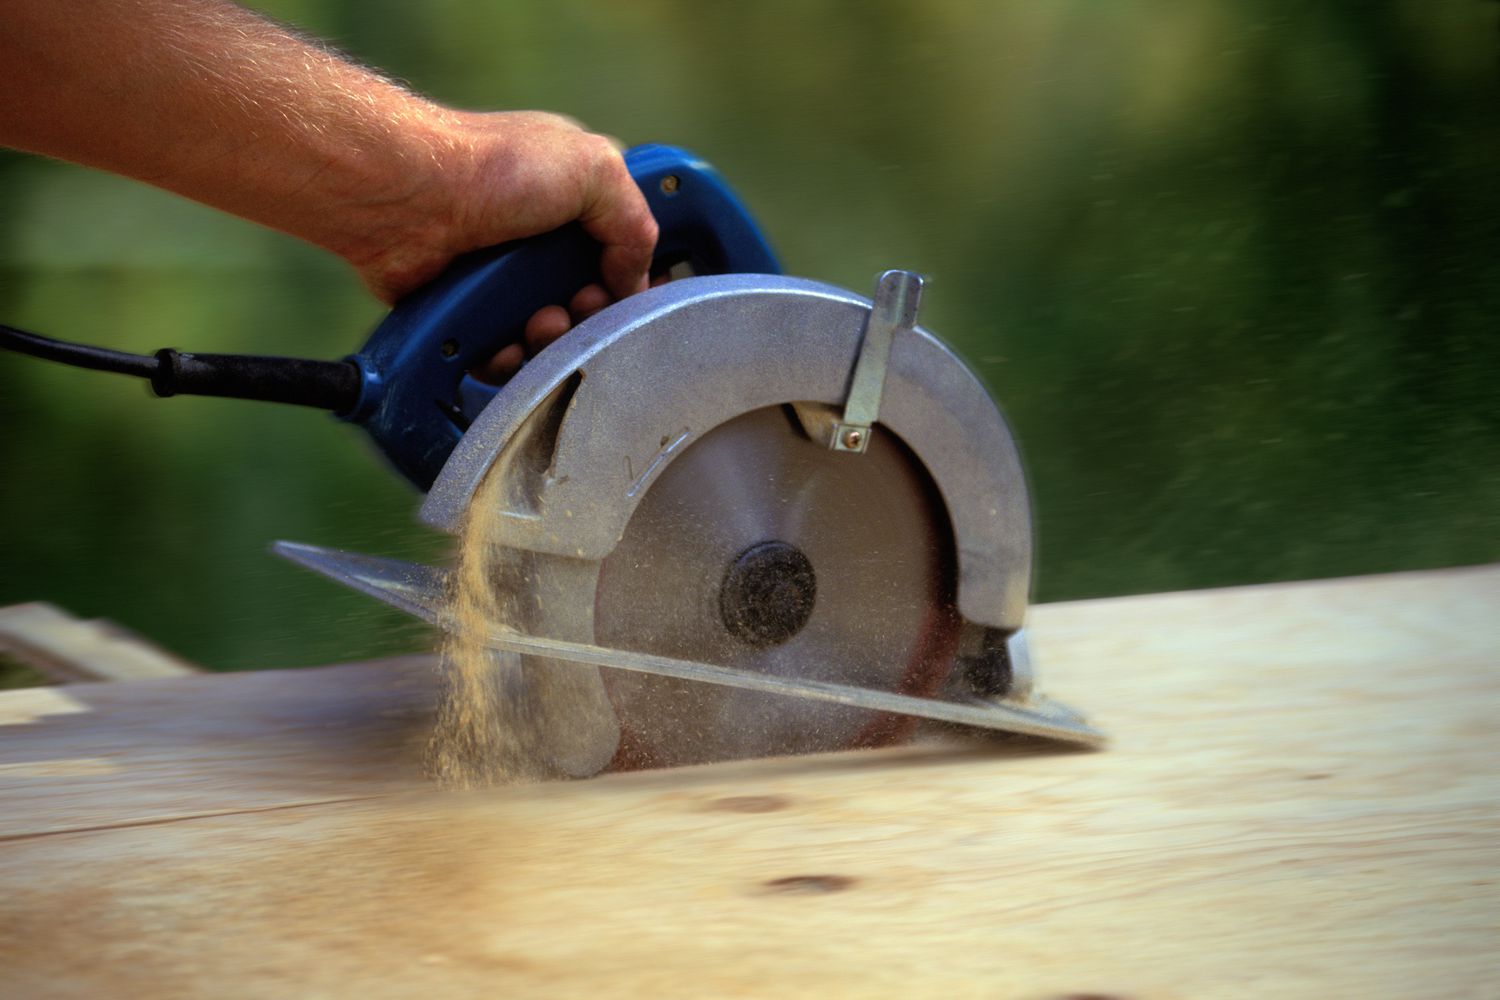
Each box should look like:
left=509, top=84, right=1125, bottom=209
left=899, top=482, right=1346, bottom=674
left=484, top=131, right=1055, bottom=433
left=586, top=132, right=620, bottom=163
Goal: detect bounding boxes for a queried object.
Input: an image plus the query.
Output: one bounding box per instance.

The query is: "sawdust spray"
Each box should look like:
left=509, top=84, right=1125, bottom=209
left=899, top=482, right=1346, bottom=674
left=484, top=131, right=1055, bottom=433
left=424, top=475, right=548, bottom=788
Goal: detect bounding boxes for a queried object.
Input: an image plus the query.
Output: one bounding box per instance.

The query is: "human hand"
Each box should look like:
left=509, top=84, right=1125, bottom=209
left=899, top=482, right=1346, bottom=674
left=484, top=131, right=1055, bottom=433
left=344, top=110, right=658, bottom=307
left=338, top=110, right=657, bottom=384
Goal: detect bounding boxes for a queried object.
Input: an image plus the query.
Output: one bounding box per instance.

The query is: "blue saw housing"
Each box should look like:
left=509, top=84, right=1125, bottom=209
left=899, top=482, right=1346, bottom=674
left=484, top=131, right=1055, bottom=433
left=344, top=144, right=781, bottom=491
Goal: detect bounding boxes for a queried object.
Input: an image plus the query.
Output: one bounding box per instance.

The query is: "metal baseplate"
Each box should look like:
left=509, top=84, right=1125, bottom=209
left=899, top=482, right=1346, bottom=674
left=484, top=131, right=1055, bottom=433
left=274, top=541, right=1105, bottom=746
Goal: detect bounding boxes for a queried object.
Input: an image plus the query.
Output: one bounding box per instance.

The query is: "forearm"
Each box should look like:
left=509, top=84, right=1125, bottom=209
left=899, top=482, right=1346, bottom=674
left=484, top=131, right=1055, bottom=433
left=2, top=0, right=655, bottom=305
left=2, top=0, right=461, bottom=280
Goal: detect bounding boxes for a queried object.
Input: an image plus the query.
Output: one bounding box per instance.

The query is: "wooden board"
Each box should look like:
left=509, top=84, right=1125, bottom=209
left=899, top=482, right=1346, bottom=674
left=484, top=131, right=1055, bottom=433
left=1, top=566, right=1496, bottom=999
left=0, top=602, right=200, bottom=683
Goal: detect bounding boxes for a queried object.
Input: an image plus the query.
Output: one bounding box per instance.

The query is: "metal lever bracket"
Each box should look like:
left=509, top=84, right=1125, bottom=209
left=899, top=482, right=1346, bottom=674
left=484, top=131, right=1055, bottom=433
left=829, top=269, right=924, bottom=453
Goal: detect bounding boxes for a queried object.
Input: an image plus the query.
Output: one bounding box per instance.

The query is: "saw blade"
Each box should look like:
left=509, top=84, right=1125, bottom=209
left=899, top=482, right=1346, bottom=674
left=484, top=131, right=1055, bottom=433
left=593, top=404, right=964, bottom=767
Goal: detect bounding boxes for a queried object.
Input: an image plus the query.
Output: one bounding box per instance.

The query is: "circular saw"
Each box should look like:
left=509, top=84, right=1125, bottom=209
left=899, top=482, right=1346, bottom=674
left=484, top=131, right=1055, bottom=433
left=1, top=145, right=1102, bottom=775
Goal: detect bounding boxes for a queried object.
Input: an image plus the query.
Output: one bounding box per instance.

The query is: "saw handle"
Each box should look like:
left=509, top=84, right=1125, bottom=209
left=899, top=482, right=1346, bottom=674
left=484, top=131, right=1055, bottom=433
left=346, top=144, right=780, bottom=491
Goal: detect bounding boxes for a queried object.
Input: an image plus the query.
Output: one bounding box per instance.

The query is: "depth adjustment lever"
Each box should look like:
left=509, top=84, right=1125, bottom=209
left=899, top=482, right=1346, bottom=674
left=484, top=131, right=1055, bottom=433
left=829, top=269, right=924, bottom=454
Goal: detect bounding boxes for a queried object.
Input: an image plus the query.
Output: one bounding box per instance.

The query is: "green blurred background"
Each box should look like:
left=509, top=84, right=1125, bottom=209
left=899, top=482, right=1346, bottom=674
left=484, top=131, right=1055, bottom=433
left=1, top=1, right=1496, bottom=675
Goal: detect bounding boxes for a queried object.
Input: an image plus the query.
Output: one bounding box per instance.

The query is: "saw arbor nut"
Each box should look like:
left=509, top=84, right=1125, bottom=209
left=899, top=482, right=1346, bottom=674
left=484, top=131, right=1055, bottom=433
left=718, top=541, right=818, bottom=648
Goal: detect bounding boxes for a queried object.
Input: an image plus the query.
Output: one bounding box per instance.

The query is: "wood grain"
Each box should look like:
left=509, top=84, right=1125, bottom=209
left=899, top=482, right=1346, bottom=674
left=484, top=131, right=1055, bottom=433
left=0, top=566, right=1496, bottom=999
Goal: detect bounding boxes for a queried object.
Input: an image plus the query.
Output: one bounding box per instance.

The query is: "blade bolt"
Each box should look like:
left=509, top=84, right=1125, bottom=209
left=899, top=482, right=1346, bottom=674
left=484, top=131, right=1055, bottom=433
left=661, top=175, right=680, bottom=194
left=720, top=541, right=817, bottom=648
left=841, top=428, right=863, bottom=449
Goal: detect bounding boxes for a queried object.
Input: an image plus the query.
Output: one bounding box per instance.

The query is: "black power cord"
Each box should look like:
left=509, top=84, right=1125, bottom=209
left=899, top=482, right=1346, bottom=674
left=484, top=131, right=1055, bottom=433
left=1, top=321, right=159, bottom=378
left=0, top=321, right=362, bottom=414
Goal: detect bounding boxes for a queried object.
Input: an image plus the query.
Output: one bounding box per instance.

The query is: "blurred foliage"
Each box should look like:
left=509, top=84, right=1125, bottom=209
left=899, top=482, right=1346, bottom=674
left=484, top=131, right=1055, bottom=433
left=1, top=0, right=1496, bottom=672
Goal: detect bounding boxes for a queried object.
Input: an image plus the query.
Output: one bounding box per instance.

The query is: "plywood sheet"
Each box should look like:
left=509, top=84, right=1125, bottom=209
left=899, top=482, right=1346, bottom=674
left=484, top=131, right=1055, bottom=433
left=1, top=567, right=1496, bottom=999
